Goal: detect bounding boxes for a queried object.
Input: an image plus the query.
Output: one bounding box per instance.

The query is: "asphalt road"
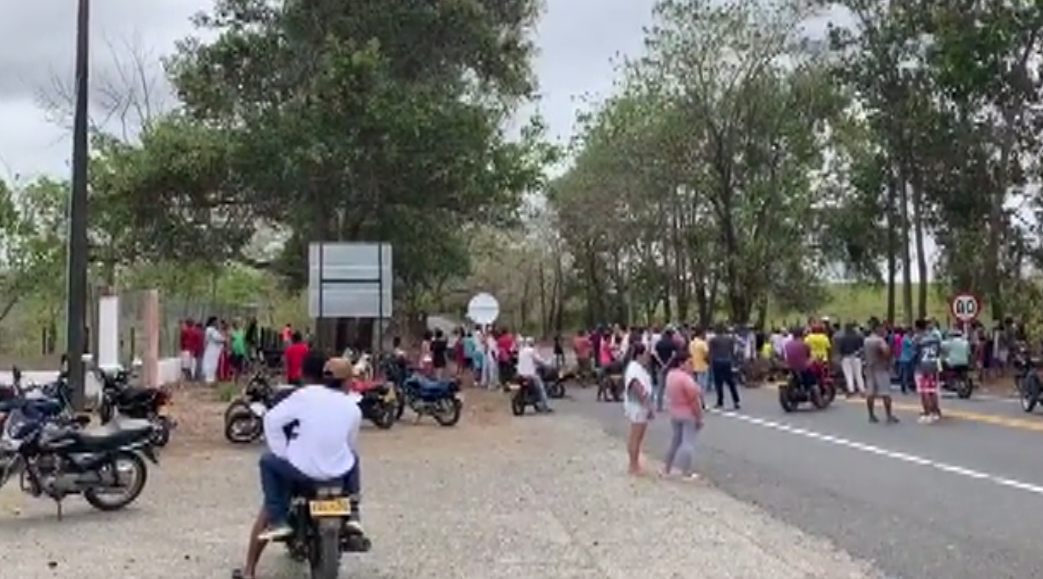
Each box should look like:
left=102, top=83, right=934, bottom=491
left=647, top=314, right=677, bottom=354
left=559, top=379, right=1043, bottom=579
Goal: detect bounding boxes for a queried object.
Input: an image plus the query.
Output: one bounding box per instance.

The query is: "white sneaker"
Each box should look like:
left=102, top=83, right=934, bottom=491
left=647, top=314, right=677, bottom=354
left=917, top=415, right=929, bottom=424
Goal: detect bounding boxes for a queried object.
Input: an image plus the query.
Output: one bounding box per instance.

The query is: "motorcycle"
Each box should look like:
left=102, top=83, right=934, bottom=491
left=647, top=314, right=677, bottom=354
left=277, top=480, right=370, bottom=578
left=396, top=373, right=463, bottom=426
left=778, top=364, right=834, bottom=412
left=352, top=379, right=398, bottom=429
left=0, top=405, right=158, bottom=519
left=224, top=374, right=279, bottom=444
left=939, top=365, right=974, bottom=399
left=1015, top=352, right=1041, bottom=413
left=95, top=364, right=175, bottom=447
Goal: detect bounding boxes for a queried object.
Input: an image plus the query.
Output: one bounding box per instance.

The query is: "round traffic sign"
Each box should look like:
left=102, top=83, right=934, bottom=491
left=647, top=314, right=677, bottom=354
left=950, top=293, right=981, bottom=322
left=466, top=292, right=500, bottom=325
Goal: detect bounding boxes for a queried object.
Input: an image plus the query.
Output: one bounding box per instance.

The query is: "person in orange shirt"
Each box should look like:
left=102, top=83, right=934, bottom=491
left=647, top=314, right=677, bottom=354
left=283, top=332, right=309, bottom=385
left=688, top=326, right=710, bottom=393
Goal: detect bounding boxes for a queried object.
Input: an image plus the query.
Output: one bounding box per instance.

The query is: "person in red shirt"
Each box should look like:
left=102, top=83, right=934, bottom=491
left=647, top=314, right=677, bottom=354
left=573, top=330, right=591, bottom=377
left=283, top=331, right=309, bottom=385
left=179, top=318, right=195, bottom=381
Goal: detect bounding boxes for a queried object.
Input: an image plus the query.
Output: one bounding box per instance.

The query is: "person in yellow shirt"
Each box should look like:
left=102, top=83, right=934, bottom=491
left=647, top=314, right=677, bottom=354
left=804, top=324, right=831, bottom=362
left=689, top=326, right=710, bottom=392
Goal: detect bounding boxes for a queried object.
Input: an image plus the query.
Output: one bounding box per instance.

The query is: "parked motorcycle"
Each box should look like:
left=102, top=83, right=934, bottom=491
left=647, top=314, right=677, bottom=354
left=396, top=374, right=463, bottom=426
left=508, top=377, right=546, bottom=415
left=224, top=374, right=279, bottom=444
left=276, top=480, right=370, bottom=578
left=0, top=406, right=158, bottom=519
left=353, top=380, right=397, bottom=429
left=95, top=365, right=175, bottom=447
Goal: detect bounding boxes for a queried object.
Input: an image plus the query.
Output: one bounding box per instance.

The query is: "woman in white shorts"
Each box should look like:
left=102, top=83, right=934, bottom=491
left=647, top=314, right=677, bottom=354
left=623, top=344, right=654, bottom=474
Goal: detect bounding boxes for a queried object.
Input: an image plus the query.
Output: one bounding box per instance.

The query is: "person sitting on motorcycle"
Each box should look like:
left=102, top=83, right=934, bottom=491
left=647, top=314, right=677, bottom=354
left=784, top=327, right=815, bottom=391
left=942, top=330, right=970, bottom=379
left=517, top=337, right=553, bottom=413
left=233, top=352, right=364, bottom=579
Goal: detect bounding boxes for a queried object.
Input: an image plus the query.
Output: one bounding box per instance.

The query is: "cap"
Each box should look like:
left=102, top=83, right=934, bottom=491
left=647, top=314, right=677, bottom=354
left=323, top=357, right=352, bottom=380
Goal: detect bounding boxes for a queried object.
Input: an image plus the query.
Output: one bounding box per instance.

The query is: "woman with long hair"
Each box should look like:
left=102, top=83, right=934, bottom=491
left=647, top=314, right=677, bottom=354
left=623, top=344, right=654, bottom=475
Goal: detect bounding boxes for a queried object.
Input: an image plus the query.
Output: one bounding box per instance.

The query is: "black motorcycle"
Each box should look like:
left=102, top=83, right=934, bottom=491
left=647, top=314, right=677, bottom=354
left=1015, top=352, right=1041, bottom=413
left=224, top=374, right=278, bottom=444
left=0, top=409, right=158, bottom=519
left=96, top=367, right=174, bottom=447
left=277, top=480, right=370, bottom=578
left=778, top=370, right=828, bottom=412
left=356, top=382, right=398, bottom=429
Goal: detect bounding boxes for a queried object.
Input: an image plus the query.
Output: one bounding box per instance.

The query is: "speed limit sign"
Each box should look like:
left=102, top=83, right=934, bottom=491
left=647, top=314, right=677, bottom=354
left=950, top=293, right=981, bottom=322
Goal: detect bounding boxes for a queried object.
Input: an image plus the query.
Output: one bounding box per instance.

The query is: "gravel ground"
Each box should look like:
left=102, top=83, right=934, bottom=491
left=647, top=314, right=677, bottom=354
left=0, top=388, right=881, bottom=579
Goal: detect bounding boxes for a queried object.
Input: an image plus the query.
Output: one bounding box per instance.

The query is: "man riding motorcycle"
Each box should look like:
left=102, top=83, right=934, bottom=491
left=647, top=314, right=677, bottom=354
left=232, top=352, right=364, bottom=579
left=517, top=337, right=553, bottom=413
left=784, top=327, right=815, bottom=392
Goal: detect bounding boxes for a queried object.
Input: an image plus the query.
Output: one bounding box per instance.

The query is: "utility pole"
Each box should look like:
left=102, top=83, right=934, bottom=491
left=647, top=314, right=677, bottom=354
left=67, top=0, right=91, bottom=410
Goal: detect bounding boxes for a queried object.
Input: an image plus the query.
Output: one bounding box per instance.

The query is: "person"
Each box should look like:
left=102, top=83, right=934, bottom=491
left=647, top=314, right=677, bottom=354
left=552, top=333, right=565, bottom=367
left=623, top=344, right=654, bottom=475
left=688, top=326, right=710, bottom=397
left=898, top=328, right=915, bottom=394
left=836, top=323, right=866, bottom=396
left=783, top=327, right=814, bottom=391
left=482, top=329, right=499, bottom=388
left=497, top=328, right=516, bottom=382
left=805, top=323, right=830, bottom=364
left=430, top=329, right=448, bottom=379
left=461, top=330, right=476, bottom=382
left=943, top=329, right=971, bottom=381
left=283, top=332, right=309, bottom=385
left=201, top=317, right=225, bottom=384
left=280, top=323, right=292, bottom=345
left=517, top=337, right=552, bottom=413
left=661, top=350, right=702, bottom=480
left=652, top=328, right=677, bottom=412
left=233, top=353, right=363, bottom=579
left=573, top=330, right=591, bottom=378
left=864, top=321, right=898, bottom=423
left=912, top=319, right=942, bottom=422
left=179, top=318, right=196, bottom=381
left=707, top=325, right=740, bottom=410
left=419, top=331, right=433, bottom=366
left=230, top=320, right=248, bottom=381
left=193, top=321, right=206, bottom=381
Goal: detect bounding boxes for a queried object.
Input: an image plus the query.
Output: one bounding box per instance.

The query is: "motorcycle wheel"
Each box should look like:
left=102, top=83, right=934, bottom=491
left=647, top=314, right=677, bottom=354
left=778, top=387, right=797, bottom=412
left=510, top=393, right=526, bottom=416
left=223, top=399, right=250, bottom=422
left=810, top=385, right=827, bottom=410
left=370, top=403, right=396, bottom=430
left=955, top=378, right=974, bottom=399
left=547, top=381, right=565, bottom=399
left=820, top=383, right=836, bottom=406
left=149, top=416, right=172, bottom=447
left=1020, top=376, right=1040, bottom=413
left=224, top=410, right=263, bottom=444
left=309, top=525, right=341, bottom=579
left=84, top=450, right=148, bottom=511
left=433, top=398, right=463, bottom=426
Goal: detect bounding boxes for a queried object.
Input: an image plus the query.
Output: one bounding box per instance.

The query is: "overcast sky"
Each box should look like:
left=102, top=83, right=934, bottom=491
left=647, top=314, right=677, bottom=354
left=0, top=0, right=655, bottom=181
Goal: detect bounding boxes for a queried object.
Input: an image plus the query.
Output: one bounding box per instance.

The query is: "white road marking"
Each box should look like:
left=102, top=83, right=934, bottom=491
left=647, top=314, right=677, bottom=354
left=713, top=410, right=1043, bottom=497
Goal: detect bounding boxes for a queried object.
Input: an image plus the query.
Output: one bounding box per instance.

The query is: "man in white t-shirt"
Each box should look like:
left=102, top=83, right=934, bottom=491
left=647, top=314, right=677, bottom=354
left=236, top=353, right=364, bottom=579
left=623, top=344, right=654, bottom=475
left=518, top=337, right=552, bottom=412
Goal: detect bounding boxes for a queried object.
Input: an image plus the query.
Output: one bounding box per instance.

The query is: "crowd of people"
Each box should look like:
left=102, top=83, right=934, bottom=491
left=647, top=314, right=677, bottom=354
left=178, top=318, right=300, bottom=385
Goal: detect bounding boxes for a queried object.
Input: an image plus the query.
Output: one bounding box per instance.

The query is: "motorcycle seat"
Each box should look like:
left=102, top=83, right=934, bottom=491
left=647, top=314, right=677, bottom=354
left=115, top=387, right=156, bottom=404
left=290, top=479, right=345, bottom=498
left=62, top=422, right=152, bottom=451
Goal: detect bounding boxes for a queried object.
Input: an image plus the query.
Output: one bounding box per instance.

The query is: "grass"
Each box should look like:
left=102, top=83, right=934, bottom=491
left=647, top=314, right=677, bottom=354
left=769, top=283, right=956, bottom=326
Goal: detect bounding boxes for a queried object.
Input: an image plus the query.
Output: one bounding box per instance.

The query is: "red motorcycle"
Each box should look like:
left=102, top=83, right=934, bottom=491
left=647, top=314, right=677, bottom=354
left=809, top=360, right=838, bottom=406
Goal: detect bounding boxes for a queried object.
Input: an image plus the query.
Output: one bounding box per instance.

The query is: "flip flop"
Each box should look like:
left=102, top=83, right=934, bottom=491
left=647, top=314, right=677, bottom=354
left=231, top=569, right=253, bottom=579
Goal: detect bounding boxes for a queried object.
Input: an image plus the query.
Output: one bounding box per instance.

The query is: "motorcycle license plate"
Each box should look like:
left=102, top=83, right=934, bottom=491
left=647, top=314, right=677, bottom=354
left=249, top=402, right=266, bottom=416
left=309, top=498, right=350, bottom=517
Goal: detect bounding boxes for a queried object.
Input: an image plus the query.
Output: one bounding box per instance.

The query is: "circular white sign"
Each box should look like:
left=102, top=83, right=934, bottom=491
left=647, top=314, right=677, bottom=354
left=950, top=293, right=980, bottom=322
left=466, top=293, right=500, bottom=325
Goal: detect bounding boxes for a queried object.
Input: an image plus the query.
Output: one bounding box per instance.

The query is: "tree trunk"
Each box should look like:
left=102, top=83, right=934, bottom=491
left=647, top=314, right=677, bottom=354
left=898, top=164, right=914, bottom=325
left=885, top=163, right=898, bottom=324
left=910, top=166, right=929, bottom=319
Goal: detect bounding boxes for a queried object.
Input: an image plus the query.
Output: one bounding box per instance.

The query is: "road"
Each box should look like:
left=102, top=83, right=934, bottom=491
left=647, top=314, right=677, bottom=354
left=562, top=380, right=1043, bottom=579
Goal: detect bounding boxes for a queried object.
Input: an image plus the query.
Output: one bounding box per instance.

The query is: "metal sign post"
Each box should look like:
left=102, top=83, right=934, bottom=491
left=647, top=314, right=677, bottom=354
left=308, top=242, right=393, bottom=352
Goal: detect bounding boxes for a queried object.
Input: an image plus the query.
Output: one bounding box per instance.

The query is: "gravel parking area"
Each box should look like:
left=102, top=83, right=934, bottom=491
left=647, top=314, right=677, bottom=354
left=0, top=389, right=880, bottom=579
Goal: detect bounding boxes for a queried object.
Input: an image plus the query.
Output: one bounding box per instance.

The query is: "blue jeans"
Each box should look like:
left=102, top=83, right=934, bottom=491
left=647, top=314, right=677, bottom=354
left=259, top=451, right=360, bottom=526
left=525, top=374, right=550, bottom=408
left=898, top=360, right=914, bottom=393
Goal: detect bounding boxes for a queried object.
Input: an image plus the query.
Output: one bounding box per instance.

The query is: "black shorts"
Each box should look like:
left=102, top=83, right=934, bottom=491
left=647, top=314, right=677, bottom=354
left=432, top=356, right=447, bottom=369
